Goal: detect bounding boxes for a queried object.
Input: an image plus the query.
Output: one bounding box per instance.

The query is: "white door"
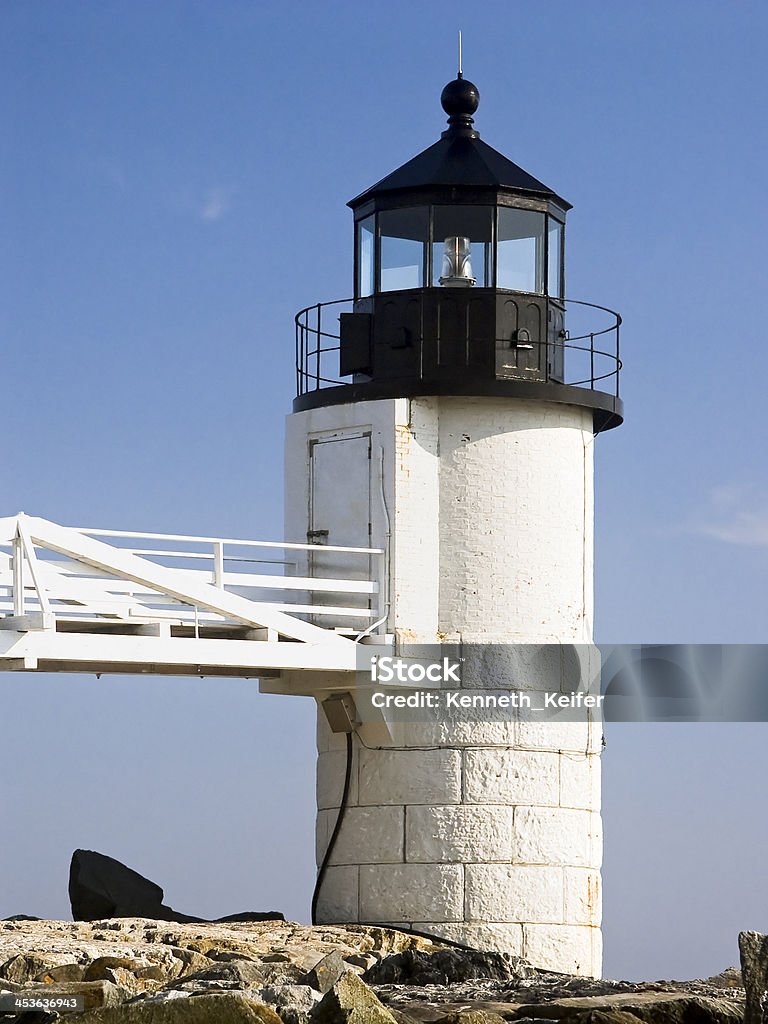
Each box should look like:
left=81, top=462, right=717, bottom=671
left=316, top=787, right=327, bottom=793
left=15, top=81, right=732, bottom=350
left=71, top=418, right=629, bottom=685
left=308, top=432, right=372, bottom=627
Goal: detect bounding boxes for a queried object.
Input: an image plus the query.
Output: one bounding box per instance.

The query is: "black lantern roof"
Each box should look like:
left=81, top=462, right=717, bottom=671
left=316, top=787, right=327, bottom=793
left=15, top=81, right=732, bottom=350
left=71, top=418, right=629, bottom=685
left=293, top=73, right=622, bottom=431
left=348, top=76, right=571, bottom=212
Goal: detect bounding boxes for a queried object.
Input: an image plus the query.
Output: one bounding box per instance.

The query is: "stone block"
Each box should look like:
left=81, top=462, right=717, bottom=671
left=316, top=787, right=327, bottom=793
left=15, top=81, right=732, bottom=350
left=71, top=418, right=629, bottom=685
left=317, top=710, right=350, bottom=754
left=317, top=750, right=359, bottom=810
left=515, top=719, right=597, bottom=754
left=397, top=719, right=516, bottom=749
left=405, top=805, right=514, bottom=863
left=316, top=806, right=404, bottom=865
left=358, top=748, right=461, bottom=806
left=463, top=748, right=559, bottom=805
left=412, top=922, right=524, bottom=957
left=360, top=864, right=463, bottom=922
left=564, top=868, right=602, bottom=926
left=513, top=807, right=600, bottom=867
left=559, top=755, right=601, bottom=810
left=465, top=864, right=563, bottom=923
left=523, top=923, right=600, bottom=978
left=314, top=865, right=359, bottom=923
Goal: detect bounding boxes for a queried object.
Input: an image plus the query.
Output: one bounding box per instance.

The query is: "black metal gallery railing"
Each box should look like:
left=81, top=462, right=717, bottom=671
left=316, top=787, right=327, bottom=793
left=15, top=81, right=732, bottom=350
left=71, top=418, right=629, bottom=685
left=295, top=295, right=621, bottom=399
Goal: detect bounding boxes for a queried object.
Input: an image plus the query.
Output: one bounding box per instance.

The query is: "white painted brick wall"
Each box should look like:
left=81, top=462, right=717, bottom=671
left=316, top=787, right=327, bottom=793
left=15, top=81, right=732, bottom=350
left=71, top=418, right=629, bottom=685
left=393, top=397, right=441, bottom=642
left=435, top=399, right=594, bottom=643
left=415, top=922, right=525, bottom=957
left=564, top=868, right=602, bottom=925
left=560, top=753, right=602, bottom=810
left=513, top=807, right=601, bottom=868
left=360, top=864, right=464, bottom=922
left=463, top=747, right=560, bottom=805
left=524, top=924, right=601, bottom=977
left=516, top=718, right=603, bottom=755
left=358, top=747, right=462, bottom=805
left=317, top=806, right=404, bottom=866
left=465, top=864, right=564, bottom=923
left=314, top=865, right=359, bottom=922
left=405, top=805, right=515, bottom=863
left=316, top=749, right=359, bottom=810
left=287, top=397, right=602, bottom=977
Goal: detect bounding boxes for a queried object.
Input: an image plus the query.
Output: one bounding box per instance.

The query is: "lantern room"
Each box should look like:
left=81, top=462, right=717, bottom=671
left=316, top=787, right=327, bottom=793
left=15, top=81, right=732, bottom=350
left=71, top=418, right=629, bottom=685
left=294, top=75, right=623, bottom=432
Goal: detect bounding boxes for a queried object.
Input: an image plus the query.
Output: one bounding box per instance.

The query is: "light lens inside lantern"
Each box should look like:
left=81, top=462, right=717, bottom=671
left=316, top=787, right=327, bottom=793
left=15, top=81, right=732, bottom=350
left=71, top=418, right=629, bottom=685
left=439, top=236, right=475, bottom=287
left=432, top=205, right=492, bottom=288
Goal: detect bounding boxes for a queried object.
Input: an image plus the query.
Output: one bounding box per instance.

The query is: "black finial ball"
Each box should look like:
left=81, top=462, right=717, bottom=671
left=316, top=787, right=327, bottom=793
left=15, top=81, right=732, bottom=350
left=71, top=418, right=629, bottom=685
left=440, top=77, right=480, bottom=118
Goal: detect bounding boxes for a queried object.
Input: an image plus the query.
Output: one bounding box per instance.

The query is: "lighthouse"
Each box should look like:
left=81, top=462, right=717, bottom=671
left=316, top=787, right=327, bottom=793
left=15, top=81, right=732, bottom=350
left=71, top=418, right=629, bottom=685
left=283, top=75, right=622, bottom=978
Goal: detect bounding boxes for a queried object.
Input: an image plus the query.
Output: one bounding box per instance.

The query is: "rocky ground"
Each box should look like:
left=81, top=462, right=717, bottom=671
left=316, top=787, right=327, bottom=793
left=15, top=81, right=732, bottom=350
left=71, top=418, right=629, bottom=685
left=0, top=919, right=748, bottom=1024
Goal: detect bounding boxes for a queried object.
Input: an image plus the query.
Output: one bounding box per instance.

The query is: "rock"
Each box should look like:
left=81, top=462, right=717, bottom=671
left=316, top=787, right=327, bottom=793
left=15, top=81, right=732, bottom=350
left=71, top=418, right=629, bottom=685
left=1, top=954, right=58, bottom=984
left=76, top=991, right=285, bottom=1023
left=8, top=979, right=128, bottom=1010
left=6, top=1013, right=58, bottom=1024
left=36, top=962, right=88, bottom=983
left=174, top=959, right=267, bottom=991
left=311, top=972, right=399, bottom=1024
left=85, top=957, right=147, bottom=981
left=135, top=965, right=169, bottom=982
left=69, top=849, right=284, bottom=925
left=261, top=963, right=309, bottom=988
left=345, top=928, right=434, bottom=959
left=139, top=990, right=192, bottom=1004
left=435, top=1012, right=510, bottom=1024
left=704, top=968, right=743, bottom=991
left=165, top=949, right=214, bottom=980
left=207, top=951, right=259, bottom=963
left=345, top=956, right=378, bottom=972
left=741, top=931, right=768, bottom=1024
left=569, top=1013, right=646, bottom=1024
left=259, top=983, right=322, bottom=1024
left=512, top=994, right=743, bottom=1024
left=305, top=952, right=351, bottom=994
left=387, top=1011, right=422, bottom=1024
left=219, top=921, right=288, bottom=929
left=362, top=949, right=520, bottom=986
left=69, top=850, right=194, bottom=924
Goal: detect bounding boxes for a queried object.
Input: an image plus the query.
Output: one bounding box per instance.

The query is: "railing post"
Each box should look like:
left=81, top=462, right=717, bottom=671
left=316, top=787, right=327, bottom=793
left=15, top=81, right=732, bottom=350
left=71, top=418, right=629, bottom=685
left=590, top=333, right=595, bottom=388
left=376, top=549, right=387, bottom=635
left=616, top=320, right=621, bottom=398
left=12, top=530, right=25, bottom=616
left=316, top=303, right=322, bottom=391
left=295, top=317, right=301, bottom=396
left=213, top=541, right=225, bottom=588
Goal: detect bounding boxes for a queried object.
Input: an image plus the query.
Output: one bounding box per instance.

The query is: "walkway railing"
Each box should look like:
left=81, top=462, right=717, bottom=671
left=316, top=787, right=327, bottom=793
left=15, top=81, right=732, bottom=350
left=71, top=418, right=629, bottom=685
left=296, top=295, right=621, bottom=399
left=0, top=515, right=386, bottom=640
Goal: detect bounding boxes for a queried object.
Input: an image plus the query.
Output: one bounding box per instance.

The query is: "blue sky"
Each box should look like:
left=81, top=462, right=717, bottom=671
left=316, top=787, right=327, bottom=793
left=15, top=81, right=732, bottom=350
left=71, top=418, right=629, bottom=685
left=2, top=0, right=767, bottom=981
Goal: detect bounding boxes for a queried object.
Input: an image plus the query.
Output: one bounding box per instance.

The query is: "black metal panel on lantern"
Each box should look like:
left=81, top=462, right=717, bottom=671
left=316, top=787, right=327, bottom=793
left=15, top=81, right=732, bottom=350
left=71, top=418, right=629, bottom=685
left=340, top=289, right=563, bottom=384
left=295, top=74, right=623, bottom=431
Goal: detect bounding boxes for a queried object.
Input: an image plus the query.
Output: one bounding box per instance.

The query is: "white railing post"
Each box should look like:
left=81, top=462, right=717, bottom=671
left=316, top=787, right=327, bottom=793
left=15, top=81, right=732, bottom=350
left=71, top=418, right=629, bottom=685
left=376, top=549, right=387, bottom=634
left=12, top=529, right=25, bottom=616
left=213, top=541, right=225, bottom=588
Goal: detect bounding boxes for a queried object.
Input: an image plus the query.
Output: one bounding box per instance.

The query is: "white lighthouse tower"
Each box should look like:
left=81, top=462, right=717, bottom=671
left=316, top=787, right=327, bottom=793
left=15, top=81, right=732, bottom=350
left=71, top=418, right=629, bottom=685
left=283, top=75, right=623, bottom=978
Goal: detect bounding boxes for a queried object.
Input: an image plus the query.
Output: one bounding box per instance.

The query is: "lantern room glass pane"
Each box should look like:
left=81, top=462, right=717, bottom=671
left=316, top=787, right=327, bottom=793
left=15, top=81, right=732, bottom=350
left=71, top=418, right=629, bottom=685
left=432, top=205, right=493, bottom=288
left=548, top=217, right=563, bottom=298
left=357, top=215, right=375, bottom=298
left=497, top=208, right=545, bottom=293
left=379, top=207, right=427, bottom=292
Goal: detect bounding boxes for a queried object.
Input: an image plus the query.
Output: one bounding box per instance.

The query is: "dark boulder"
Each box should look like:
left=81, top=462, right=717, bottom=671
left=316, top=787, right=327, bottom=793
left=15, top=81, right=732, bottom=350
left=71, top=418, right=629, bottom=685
left=68, top=850, right=284, bottom=924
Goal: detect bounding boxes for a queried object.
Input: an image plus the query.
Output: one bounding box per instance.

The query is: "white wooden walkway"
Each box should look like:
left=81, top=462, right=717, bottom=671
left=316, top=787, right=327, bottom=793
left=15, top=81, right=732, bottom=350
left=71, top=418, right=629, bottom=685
left=0, top=514, right=385, bottom=678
